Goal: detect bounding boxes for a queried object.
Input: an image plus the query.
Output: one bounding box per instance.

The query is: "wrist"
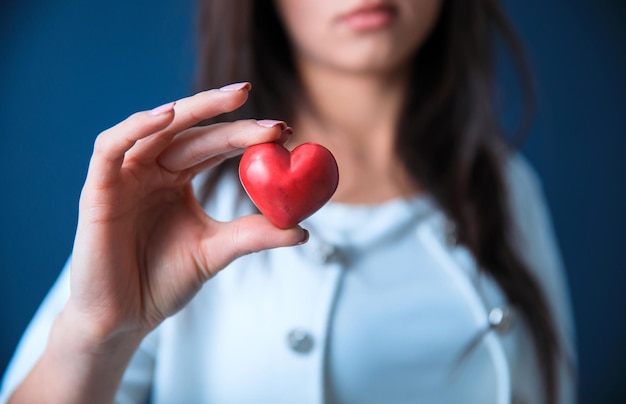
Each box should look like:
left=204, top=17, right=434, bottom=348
left=9, top=303, right=149, bottom=403
left=54, top=300, right=148, bottom=358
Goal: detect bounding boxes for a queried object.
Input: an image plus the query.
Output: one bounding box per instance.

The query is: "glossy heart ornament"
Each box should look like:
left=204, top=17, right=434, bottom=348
left=239, top=142, right=339, bottom=229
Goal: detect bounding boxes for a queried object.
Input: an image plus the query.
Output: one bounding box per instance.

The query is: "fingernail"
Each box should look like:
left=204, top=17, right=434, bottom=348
left=277, top=127, right=293, bottom=145
left=219, top=82, right=252, bottom=91
left=257, top=119, right=287, bottom=130
left=296, top=229, right=309, bottom=245
left=150, top=101, right=176, bottom=116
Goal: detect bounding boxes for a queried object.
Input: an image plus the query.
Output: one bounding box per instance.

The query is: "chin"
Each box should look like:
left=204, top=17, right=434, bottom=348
left=332, top=48, right=412, bottom=76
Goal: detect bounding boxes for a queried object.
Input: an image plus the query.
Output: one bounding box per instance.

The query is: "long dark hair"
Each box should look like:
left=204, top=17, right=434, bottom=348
left=196, top=0, right=561, bottom=401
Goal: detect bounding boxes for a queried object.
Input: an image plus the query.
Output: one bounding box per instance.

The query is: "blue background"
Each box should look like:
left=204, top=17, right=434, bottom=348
left=1, top=0, right=624, bottom=401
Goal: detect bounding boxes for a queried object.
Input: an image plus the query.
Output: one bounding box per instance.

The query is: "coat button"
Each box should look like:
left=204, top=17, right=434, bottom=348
left=488, top=307, right=513, bottom=334
left=287, top=328, right=315, bottom=354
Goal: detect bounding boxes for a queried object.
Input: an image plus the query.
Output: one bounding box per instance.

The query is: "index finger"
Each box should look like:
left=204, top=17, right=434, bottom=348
left=123, top=82, right=253, bottom=164
left=167, top=82, right=252, bottom=136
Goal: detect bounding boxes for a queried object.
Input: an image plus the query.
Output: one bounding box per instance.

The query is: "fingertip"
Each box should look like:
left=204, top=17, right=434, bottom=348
left=230, top=215, right=308, bottom=252
left=255, top=120, right=293, bottom=145
left=277, top=127, right=293, bottom=146
left=295, top=228, right=309, bottom=245
left=219, top=82, right=252, bottom=92
left=150, top=101, right=176, bottom=116
left=200, top=85, right=251, bottom=117
left=256, top=120, right=287, bottom=130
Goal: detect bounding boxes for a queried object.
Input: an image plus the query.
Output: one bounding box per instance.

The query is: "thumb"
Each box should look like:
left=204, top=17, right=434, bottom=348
left=203, top=214, right=309, bottom=272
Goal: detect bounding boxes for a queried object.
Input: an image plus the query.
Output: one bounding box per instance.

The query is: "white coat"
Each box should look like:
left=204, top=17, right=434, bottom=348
left=0, top=154, right=576, bottom=404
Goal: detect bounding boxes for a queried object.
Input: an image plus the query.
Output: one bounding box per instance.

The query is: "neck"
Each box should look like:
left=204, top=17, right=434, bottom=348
left=294, top=61, right=409, bottom=144
left=289, top=60, right=420, bottom=204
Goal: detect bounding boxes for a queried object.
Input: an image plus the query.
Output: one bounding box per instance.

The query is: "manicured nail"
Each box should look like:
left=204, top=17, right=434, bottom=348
left=277, top=127, right=293, bottom=145
left=219, top=82, right=252, bottom=91
left=297, top=229, right=309, bottom=245
left=150, top=101, right=175, bottom=116
left=257, top=119, right=287, bottom=130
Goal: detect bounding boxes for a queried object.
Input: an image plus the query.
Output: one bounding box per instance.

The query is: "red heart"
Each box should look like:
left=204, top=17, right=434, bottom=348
left=239, top=142, right=339, bottom=229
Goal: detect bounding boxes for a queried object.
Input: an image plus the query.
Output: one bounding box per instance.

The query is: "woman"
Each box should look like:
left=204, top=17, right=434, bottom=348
left=1, top=0, right=576, bottom=403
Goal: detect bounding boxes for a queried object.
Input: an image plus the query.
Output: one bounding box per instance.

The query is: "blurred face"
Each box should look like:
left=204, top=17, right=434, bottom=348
left=274, top=0, right=443, bottom=75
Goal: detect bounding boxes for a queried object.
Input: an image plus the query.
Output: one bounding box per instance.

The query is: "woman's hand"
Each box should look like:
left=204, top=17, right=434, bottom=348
left=10, top=82, right=308, bottom=404
left=67, top=82, right=306, bottom=342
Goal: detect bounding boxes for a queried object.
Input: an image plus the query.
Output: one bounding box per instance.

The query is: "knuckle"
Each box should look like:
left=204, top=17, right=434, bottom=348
left=93, top=131, right=112, bottom=155
left=230, top=221, right=253, bottom=256
left=93, top=112, right=142, bottom=153
left=187, top=105, right=205, bottom=123
left=185, top=142, right=207, bottom=166
left=121, top=111, right=148, bottom=131
left=92, top=129, right=126, bottom=162
left=128, top=111, right=145, bottom=121
left=230, top=221, right=244, bottom=251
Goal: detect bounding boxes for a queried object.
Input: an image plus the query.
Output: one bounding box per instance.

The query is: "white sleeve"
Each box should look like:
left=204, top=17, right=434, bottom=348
left=0, top=259, right=71, bottom=402
left=506, top=154, right=578, bottom=403
left=0, top=259, right=157, bottom=404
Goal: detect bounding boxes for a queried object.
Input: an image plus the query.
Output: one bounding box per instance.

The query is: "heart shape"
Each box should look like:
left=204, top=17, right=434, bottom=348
left=239, top=142, right=339, bottom=229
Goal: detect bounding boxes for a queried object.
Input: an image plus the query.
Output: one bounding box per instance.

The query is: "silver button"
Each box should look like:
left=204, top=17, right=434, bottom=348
left=287, top=328, right=314, bottom=354
left=316, top=243, right=339, bottom=264
left=488, top=307, right=513, bottom=334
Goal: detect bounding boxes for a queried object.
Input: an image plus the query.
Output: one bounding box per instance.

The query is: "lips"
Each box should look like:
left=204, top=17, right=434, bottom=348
left=340, top=2, right=398, bottom=32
